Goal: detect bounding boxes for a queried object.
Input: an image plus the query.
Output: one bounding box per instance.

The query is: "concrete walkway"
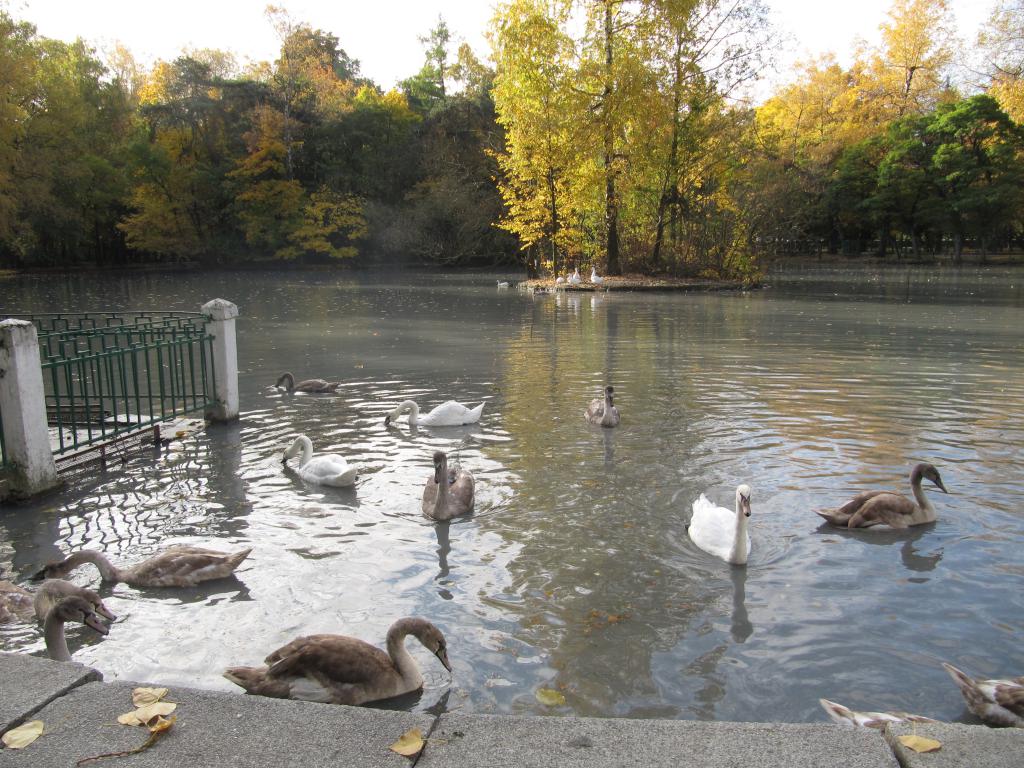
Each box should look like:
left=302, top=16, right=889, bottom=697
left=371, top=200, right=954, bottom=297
left=1, top=653, right=1019, bottom=767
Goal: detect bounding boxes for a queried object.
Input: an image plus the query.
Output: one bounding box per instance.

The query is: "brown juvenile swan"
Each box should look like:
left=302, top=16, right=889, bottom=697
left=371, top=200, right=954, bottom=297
left=585, top=386, right=620, bottom=427
left=422, top=451, right=474, bottom=520
left=33, top=579, right=117, bottom=623
left=816, top=463, right=948, bottom=528
left=943, top=663, right=1024, bottom=727
left=223, top=617, right=452, bottom=706
left=42, top=595, right=110, bottom=661
left=0, top=580, right=35, bottom=623
left=33, top=545, right=252, bottom=587
left=275, top=372, right=341, bottom=394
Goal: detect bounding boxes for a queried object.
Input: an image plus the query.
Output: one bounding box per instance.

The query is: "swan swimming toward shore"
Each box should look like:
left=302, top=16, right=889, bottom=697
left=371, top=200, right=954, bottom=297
left=688, top=485, right=752, bottom=565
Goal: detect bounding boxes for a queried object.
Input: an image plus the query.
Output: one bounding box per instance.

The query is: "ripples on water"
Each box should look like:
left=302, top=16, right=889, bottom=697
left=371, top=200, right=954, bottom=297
left=1, top=265, right=1022, bottom=723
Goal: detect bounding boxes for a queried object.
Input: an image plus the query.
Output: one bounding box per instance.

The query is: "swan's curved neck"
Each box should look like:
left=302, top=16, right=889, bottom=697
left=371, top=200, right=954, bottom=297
left=432, top=461, right=451, bottom=520
left=397, top=400, right=420, bottom=425
left=66, top=551, right=121, bottom=582
left=296, top=436, right=313, bottom=466
left=386, top=620, right=424, bottom=686
left=729, top=498, right=750, bottom=565
left=279, top=373, right=295, bottom=390
left=909, top=467, right=934, bottom=515
left=43, top=613, right=72, bottom=661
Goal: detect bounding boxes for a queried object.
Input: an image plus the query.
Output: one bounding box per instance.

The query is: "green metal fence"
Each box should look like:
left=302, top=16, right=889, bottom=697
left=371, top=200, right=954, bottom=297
left=0, top=312, right=215, bottom=468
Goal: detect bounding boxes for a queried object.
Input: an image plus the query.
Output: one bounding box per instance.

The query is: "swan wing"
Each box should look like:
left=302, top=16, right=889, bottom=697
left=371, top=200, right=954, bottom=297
left=421, top=400, right=484, bottom=426
left=300, top=454, right=357, bottom=487
left=816, top=490, right=888, bottom=525
left=266, top=634, right=393, bottom=685
left=451, top=470, right=475, bottom=514
left=128, top=548, right=250, bottom=586
left=846, top=493, right=916, bottom=528
left=585, top=398, right=603, bottom=423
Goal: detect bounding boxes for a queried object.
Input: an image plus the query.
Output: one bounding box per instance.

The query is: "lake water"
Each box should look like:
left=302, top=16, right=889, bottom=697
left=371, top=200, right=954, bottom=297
left=1, top=265, right=1022, bottom=723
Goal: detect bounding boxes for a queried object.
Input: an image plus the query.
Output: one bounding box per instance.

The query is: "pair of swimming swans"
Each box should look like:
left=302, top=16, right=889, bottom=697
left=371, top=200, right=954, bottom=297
left=821, top=662, right=1023, bottom=729
left=224, top=616, right=451, bottom=706
left=275, top=372, right=341, bottom=394
left=1, top=579, right=115, bottom=661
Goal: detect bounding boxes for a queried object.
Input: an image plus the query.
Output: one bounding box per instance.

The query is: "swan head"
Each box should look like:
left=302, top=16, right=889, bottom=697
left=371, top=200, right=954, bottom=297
left=275, top=372, right=295, bottom=390
left=412, top=619, right=452, bottom=673
left=735, top=484, right=752, bottom=517
left=918, top=463, right=948, bottom=493
left=432, top=451, right=448, bottom=485
left=78, top=586, right=117, bottom=621
left=52, top=596, right=110, bottom=636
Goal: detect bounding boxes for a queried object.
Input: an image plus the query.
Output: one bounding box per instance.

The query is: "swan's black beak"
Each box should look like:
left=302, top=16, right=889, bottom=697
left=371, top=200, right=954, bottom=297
left=435, top=646, right=452, bottom=673
left=95, top=603, right=117, bottom=622
left=933, top=476, right=948, bottom=493
left=30, top=564, right=57, bottom=581
left=84, top=612, right=110, bottom=635
left=741, top=497, right=752, bottom=518
left=384, top=414, right=392, bottom=426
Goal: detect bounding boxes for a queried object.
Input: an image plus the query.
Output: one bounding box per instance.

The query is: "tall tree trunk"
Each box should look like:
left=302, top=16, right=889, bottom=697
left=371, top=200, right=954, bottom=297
left=547, top=167, right=560, bottom=275
left=651, top=27, right=684, bottom=270
left=603, top=1, right=621, bottom=275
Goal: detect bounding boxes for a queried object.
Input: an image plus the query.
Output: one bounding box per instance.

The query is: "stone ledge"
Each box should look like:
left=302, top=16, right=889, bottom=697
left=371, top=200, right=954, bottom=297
left=0, top=652, right=100, bottom=734
left=884, top=721, right=1023, bottom=768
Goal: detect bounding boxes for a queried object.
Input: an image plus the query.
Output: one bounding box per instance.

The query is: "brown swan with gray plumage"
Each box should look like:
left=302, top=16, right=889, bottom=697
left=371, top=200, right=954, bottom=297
left=585, top=386, right=619, bottom=427
left=1, top=578, right=115, bottom=625
left=275, top=372, right=341, bottom=394
left=816, top=463, right=948, bottom=528
left=33, top=545, right=252, bottom=587
left=41, top=595, right=111, bottom=661
left=422, top=451, right=474, bottom=520
left=223, top=617, right=452, bottom=706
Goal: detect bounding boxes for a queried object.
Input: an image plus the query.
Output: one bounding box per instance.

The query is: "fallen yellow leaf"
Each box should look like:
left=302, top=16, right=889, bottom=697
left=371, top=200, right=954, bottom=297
left=899, top=735, right=942, bottom=753
left=389, top=727, right=425, bottom=758
left=2, top=720, right=44, bottom=749
left=148, top=715, right=175, bottom=735
left=132, top=687, right=169, bottom=707
left=118, top=702, right=177, bottom=726
left=535, top=688, right=566, bottom=707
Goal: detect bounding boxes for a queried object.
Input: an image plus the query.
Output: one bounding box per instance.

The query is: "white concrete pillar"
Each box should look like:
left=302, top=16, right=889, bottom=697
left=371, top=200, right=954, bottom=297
left=202, top=298, right=239, bottom=422
left=0, top=319, right=59, bottom=497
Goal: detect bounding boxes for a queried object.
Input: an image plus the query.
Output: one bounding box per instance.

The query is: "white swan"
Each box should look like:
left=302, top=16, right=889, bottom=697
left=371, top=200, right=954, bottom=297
left=688, top=485, right=752, bottom=564
left=555, top=276, right=566, bottom=285
left=568, top=269, right=582, bottom=285
left=283, top=435, right=357, bottom=487
left=384, top=399, right=484, bottom=427
left=497, top=280, right=510, bottom=288
left=590, top=267, right=604, bottom=285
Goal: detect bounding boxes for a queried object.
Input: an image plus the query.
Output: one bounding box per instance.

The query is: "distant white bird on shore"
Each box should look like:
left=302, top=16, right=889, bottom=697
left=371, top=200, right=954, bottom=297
left=555, top=276, right=566, bottom=285
left=569, top=269, right=582, bottom=285
left=497, top=280, right=510, bottom=288
left=591, top=267, right=604, bottom=285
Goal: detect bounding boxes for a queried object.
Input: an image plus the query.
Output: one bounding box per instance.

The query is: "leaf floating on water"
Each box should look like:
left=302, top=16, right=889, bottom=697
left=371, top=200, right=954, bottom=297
left=2, top=720, right=44, bottom=749
left=117, top=701, right=177, bottom=726
left=131, top=687, right=169, bottom=707
left=899, top=735, right=942, bottom=753
left=535, top=688, right=566, bottom=707
left=389, top=728, right=425, bottom=758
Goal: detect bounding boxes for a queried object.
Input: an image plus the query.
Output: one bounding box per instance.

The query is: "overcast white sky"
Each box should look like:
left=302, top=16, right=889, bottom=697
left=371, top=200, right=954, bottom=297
left=13, top=0, right=997, bottom=99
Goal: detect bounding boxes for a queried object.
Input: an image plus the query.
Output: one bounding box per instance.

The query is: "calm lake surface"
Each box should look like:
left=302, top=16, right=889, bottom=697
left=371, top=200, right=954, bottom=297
left=1, top=265, right=1022, bottom=723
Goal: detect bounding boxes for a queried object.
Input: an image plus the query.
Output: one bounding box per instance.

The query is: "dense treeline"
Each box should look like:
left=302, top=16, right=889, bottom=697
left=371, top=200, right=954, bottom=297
left=0, top=7, right=517, bottom=269
left=2, top=1, right=1024, bottom=276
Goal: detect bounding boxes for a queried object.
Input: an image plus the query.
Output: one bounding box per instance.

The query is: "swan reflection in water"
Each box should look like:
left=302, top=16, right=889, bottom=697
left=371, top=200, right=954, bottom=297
left=815, top=522, right=943, bottom=573
left=729, top=565, right=753, bottom=643
left=433, top=522, right=454, bottom=601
